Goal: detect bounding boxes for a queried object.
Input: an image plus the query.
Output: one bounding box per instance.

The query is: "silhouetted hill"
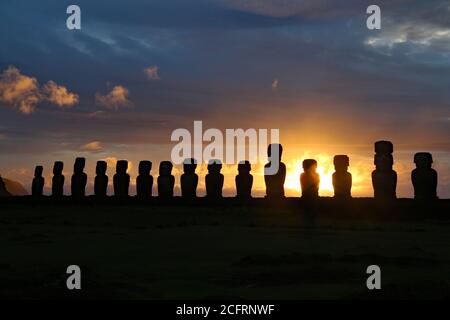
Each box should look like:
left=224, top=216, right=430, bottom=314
left=3, top=178, right=28, bottom=196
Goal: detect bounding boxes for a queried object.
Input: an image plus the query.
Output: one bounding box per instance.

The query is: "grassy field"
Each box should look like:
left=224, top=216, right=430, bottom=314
left=1, top=198, right=450, bottom=299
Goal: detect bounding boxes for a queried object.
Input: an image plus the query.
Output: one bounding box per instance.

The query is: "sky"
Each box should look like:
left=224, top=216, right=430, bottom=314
left=0, top=0, right=449, bottom=197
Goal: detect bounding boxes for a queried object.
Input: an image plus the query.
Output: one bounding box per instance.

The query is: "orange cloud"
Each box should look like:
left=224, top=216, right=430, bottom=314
left=80, top=141, right=103, bottom=152
left=95, top=85, right=131, bottom=109
left=0, top=66, right=42, bottom=114
left=42, top=80, right=79, bottom=107
left=144, top=66, right=160, bottom=80
left=0, top=66, right=79, bottom=114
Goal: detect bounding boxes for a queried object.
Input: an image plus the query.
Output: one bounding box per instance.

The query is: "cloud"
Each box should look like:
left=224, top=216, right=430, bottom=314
left=95, top=85, right=131, bottom=109
left=80, top=141, right=103, bottom=152
left=0, top=66, right=79, bottom=114
left=365, top=21, right=450, bottom=52
left=144, top=66, right=160, bottom=80
left=218, top=0, right=378, bottom=18
left=42, top=80, right=79, bottom=107
left=272, top=78, right=278, bottom=90
left=0, top=66, right=42, bottom=114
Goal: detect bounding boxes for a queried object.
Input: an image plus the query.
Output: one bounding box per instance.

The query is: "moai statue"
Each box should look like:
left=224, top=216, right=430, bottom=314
left=136, top=160, right=153, bottom=198
left=264, top=144, right=286, bottom=198
left=372, top=141, right=397, bottom=200
left=94, top=161, right=108, bottom=197
left=158, top=161, right=175, bottom=198
left=181, top=158, right=198, bottom=198
left=52, top=161, right=65, bottom=197
left=31, top=166, right=45, bottom=197
left=412, top=152, right=438, bottom=200
left=332, top=155, right=352, bottom=198
left=0, top=176, right=11, bottom=197
left=300, top=159, right=320, bottom=199
left=71, top=157, right=87, bottom=197
left=206, top=159, right=224, bottom=198
left=235, top=160, right=253, bottom=198
left=113, top=160, right=130, bottom=197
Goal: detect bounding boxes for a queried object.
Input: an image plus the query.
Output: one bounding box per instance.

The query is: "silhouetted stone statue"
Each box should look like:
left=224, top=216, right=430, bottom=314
left=332, top=155, right=352, bottom=198
left=0, top=176, right=11, bottom=197
left=94, top=161, right=108, bottom=197
left=264, top=144, right=286, bottom=198
left=412, top=152, right=438, bottom=200
left=235, top=160, right=253, bottom=198
left=206, top=159, right=224, bottom=198
left=71, top=157, right=87, bottom=197
left=372, top=140, right=397, bottom=200
left=136, top=160, right=153, bottom=198
left=52, top=161, right=64, bottom=197
left=181, top=158, right=198, bottom=198
left=374, top=140, right=393, bottom=154
left=158, top=161, right=175, bottom=198
left=32, top=166, right=45, bottom=197
left=113, top=160, right=130, bottom=197
left=300, top=159, right=320, bottom=199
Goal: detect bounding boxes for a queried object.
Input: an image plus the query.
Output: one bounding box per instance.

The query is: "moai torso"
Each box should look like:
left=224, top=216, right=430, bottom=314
left=71, top=157, right=87, bottom=197
left=52, top=161, right=65, bottom=196
left=181, top=158, right=198, bottom=198
left=32, top=166, right=45, bottom=196
left=332, top=172, right=352, bottom=198
left=236, top=161, right=253, bottom=198
left=332, top=155, right=352, bottom=198
left=94, top=161, right=108, bottom=197
left=372, top=170, right=397, bottom=199
left=412, top=152, right=438, bottom=200
left=300, top=159, right=320, bottom=199
left=158, top=161, right=175, bottom=198
left=113, top=160, right=130, bottom=196
left=206, top=160, right=224, bottom=198
left=372, top=144, right=397, bottom=200
left=136, top=160, right=153, bottom=198
left=264, top=144, right=286, bottom=198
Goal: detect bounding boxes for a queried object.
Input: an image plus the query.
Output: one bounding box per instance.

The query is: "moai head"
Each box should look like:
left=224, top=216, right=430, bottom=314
left=374, top=140, right=393, bottom=154
left=333, top=155, right=349, bottom=172
left=374, top=154, right=393, bottom=171
left=414, top=152, right=433, bottom=169
left=116, top=160, right=128, bottom=174
left=207, top=159, right=222, bottom=174
left=139, top=160, right=152, bottom=175
left=73, top=157, right=86, bottom=174
left=238, top=160, right=251, bottom=175
left=53, top=161, right=64, bottom=175
left=183, top=158, right=197, bottom=174
left=34, top=166, right=43, bottom=177
left=96, top=161, right=107, bottom=175
left=303, top=159, right=318, bottom=173
left=159, top=161, right=173, bottom=176
left=268, top=144, right=283, bottom=161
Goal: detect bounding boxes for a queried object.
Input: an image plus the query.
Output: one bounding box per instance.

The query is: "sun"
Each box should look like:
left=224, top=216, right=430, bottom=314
left=284, top=153, right=336, bottom=196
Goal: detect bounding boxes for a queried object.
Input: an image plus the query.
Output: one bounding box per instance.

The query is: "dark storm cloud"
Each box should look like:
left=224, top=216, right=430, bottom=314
left=0, top=0, right=449, bottom=151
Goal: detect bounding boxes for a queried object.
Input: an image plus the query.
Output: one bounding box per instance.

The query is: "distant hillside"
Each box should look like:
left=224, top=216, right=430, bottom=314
left=2, top=178, right=28, bottom=196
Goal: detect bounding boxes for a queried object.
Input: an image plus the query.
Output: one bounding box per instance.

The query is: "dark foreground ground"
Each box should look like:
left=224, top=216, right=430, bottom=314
left=1, top=197, right=450, bottom=299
